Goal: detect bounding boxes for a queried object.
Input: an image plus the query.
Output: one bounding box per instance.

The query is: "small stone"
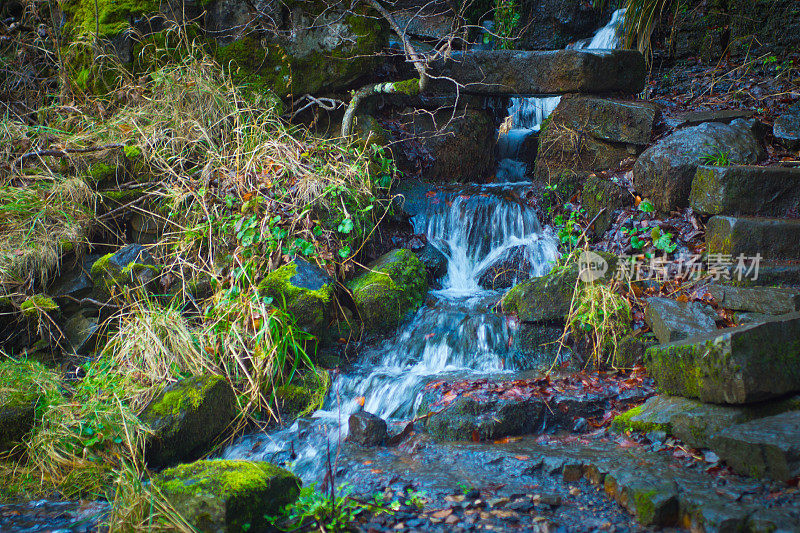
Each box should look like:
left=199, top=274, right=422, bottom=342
left=348, top=411, right=388, bottom=446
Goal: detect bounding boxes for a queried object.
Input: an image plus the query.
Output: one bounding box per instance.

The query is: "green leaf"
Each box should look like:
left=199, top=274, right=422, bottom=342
left=337, top=218, right=354, bottom=234
left=338, top=246, right=351, bottom=258
left=638, top=199, right=654, bottom=213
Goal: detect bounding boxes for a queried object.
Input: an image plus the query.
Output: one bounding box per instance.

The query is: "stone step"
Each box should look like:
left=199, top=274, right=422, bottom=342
left=707, top=283, right=800, bottom=315
left=644, top=297, right=718, bottom=344
left=645, top=312, right=800, bottom=404
left=711, top=410, right=800, bottom=481
left=427, top=49, right=645, bottom=95
left=706, top=216, right=800, bottom=261
left=690, top=165, right=800, bottom=216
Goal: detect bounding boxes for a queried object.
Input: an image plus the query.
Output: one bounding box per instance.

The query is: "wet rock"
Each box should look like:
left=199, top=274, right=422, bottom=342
left=645, top=313, right=800, bottom=404
left=711, top=411, right=800, bottom=481
left=747, top=506, right=800, bottom=533
left=478, top=246, right=532, bottom=290
left=393, top=179, right=434, bottom=219
left=274, top=371, right=330, bottom=421
left=414, top=242, right=448, bottom=285
left=90, top=244, right=159, bottom=300
left=0, top=360, right=59, bottom=452
left=535, top=126, right=635, bottom=182
left=545, top=95, right=658, bottom=146
left=349, top=411, right=388, bottom=446
left=673, top=109, right=754, bottom=129
left=428, top=49, right=646, bottom=95
left=603, top=469, right=679, bottom=526
left=773, top=102, right=800, bottom=150
left=706, top=216, right=800, bottom=261
left=614, top=394, right=800, bottom=449
left=400, top=107, right=495, bottom=183
left=707, top=283, right=800, bottom=316
left=155, top=459, right=301, bottom=533
left=347, top=249, right=428, bottom=332
left=140, top=375, right=237, bottom=469
left=614, top=334, right=654, bottom=368
left=582, top=174, right=632, bottom=235
left=518, top=0, right=606, bottom=50
left=423, top=396, right=545, bottom=442
left=690, top=165, right=800, bottom=216
left=509, top=322, right=567, bottom=371
left=259, top=258, right=334, bottom=339
left=63, top=308, right=100, bottom=356
left=129, top=212, right=163, bottom=244
left=633, top=119, right=766, bottom=212
left=49, top=253, right=100, bottom=302
left=643, top=297, right=717, bottom=344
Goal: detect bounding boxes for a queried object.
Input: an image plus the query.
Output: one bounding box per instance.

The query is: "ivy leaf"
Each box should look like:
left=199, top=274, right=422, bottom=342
left=337, top=218, right=354, bottom=234
left=638, top=199, right=655, bottom=213
left=338, top=246, right=351, bottom=258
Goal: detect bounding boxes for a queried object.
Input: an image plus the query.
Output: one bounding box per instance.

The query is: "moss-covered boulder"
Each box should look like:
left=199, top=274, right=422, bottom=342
left=90, top=244, right=160, bottom=300
left=0, top=360, right=60, bottom=452
left=705, top=216, right=800, bottom=261
left=154, top=459, right=301, bottom=533
left=258, top=258, right=334, bottom=339
left=346, top=249, right=427, bottom=332
left=19, top=295, right=59, bottom=319
left=645, top=313, right=800, bottom=404
left=140, top=375, right=236, bottom=469
left=274, top=370, right=330, bottom=421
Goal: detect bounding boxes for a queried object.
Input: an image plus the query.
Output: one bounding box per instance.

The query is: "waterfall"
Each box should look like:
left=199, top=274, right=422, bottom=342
left=569, top=8, right=627, bottom=50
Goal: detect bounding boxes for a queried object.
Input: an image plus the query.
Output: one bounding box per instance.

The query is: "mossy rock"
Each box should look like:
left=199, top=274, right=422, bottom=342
left=0, top=360, right=61, bottom=452
left=139, top=375, right=236, bottom=469
left=258, top=258, right=334, bottom=339
left=90, top=244, right=160, bottom=300
left=274, top=370, right=331, bottom=421
left=20, top=295, right=59, bottom=319
left=346, top=249, right=428, bottom=332
left=154, top=459, right=301, bottom=533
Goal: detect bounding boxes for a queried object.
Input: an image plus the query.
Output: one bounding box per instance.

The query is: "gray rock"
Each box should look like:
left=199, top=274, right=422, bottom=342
left=633, top=119, right=766, bottom=212
left=711, top=411, right=800, bottom=481
left=690, top=165, right=800, bottom=216
left=645, top=313, right=800, bottom=404
left=140, top=375, right=237, bottom=469
left=415, top=243, right=448, bottom=284
left=348, top=411, right=387, bottom=446
left=774, top=102, right=800, bottom=150
left=518, top=0, right=606, bottom=50
left=90, top=244, right=159, bottom=300
left=706, top=216, right=800, bottom=261
left=393, top=179, right=434, bottom=219
left=510, top=322, right=567, bottom=371
left=644, top=297, right=717, bottom=344
left=49, top=253, right=100, bottom=301
left=478, top=246, right=532, bottom=290
left=545, top=95, right=659, bottom=146
left=423, top=395, right=545, bottom=442
left=63, top=309, right=100, bottom=356
left=154, top=459, right=301, bottom=533
left=707, top=284, right=800, bottom=316
left=603, top=468, right=679, bottom=526
left=673, top=109, right=754, bottom=129
left=428, top=49, right=646, bottom=95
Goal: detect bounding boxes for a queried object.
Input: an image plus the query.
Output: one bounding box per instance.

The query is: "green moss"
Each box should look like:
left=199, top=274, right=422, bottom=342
left=0, top=360, right=61, bottom=452
left=61, top=0, right=159, bottom=39
left=155, top=459, right=301, bottom=532
left=274, top=370, right=330, bottom=420
left=149, top=375, right=223, bottom=419
left=123, top=145, right=142, bottom=160
left=20, top=295, right=59, bottom=318
left=393, top=78, right=421, bottom=96
left=258, top=261, right=333, bottom=337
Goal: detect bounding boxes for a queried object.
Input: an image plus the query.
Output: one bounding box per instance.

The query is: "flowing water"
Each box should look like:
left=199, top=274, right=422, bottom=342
left=222, top=9, right=627, bottom=482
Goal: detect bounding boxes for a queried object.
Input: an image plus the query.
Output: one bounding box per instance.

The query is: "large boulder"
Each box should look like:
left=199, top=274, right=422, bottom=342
left=154, top=459, right=301, bottom=533
left=613, top=394, right=800, bottom=449
left=274, top=371, right=330, bottom=421
left=773, top=102, right=800, bottom=150
left=633, top=119, right=766, bottom=212
left=690, top=165, right=800, bottom=216
left=140, top=375, right=237, bottom=469
left=427, top=49, right=646, bottom=95
left=706, top=216, right=800, bottom=261
left=545, top=95, right=658, bottom=146
left=346, top=249, right=427, bottom=332
left=0, top=361, right=59, bottom=452
left=645, top=313, right=800, bottom=404
left=259, top=258, right=334, bottom=339
left=399, top=107, right=495, bottom=183
left=710, top=411, right=800, bottom=481
left=643, top=297, right=717, bottom=344
left=90, top=244, right=159, bottom=300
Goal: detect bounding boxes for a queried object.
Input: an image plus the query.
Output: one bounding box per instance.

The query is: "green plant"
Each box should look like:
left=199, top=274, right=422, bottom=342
left=699, top=146, right=730, bottom=166
left=593, top=0, right=679, bottom=59
left=554, top=209, right=587, bottom=250
left=567, top=278, right=632, bottom=368
left=651, top=227, right=677, bottom=253
left=494, top=0, right=521, bottom=49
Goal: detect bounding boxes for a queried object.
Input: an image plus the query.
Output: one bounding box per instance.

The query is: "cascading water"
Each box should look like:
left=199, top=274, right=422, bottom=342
left=222, top=9, right=625, bottom=483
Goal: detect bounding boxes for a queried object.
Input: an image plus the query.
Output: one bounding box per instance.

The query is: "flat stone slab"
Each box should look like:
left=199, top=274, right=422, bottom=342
left=711, top=411, right=800, bottom=481
left=545, top=94, right=658, bottom=146
left=645, top=313, right=800, bottom=404
left=690, top=165, right=800, bottom=216
left=614, top=394, right=800, bottom=449
left=644, top=297, right=717, bottom=344
left=673, top=109, right=755, bottom=128
left=706, top=216, right=800, bottom=261
left=707, top=283, right=800, bottom=315
left=427, top=49, right=646, bottom=95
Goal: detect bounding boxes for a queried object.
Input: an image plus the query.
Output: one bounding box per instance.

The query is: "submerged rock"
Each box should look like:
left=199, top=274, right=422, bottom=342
left=348, top=411, right=388, bottom=446
left=347, top=249, right=428, bottom=332
left=705, top=216, right=800, bottom=261
left=259, top=258, right=334, bottom=339
left=645, top=313, right=800, bottom=404
left=155, top=459, right=301, bottom=533
left=690, top=165, right=800, bottom=217
left=633, top=119, right=766, bottom=212
left=414, top=242, right=448, bottom=285
left=643, top=297, right=717, bottom=344
left=140, top=375, right=236, bottom=469
left=90, top=244, right=159, bottom=300
left=711, top=411, right=800, bottom=481
left=478, top=246, right=532, bottom=290
left=0, top=360, right=59, bottom=452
